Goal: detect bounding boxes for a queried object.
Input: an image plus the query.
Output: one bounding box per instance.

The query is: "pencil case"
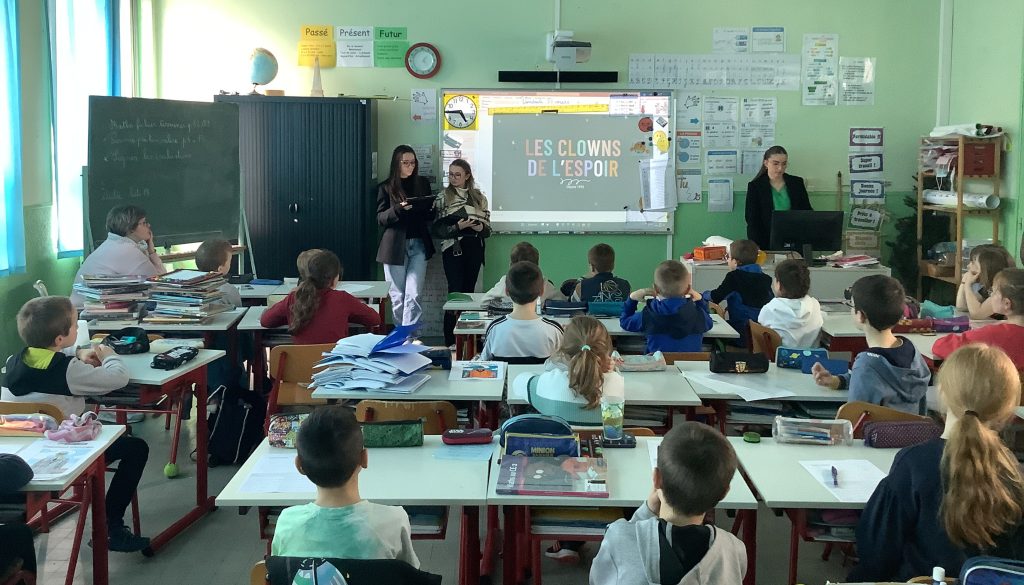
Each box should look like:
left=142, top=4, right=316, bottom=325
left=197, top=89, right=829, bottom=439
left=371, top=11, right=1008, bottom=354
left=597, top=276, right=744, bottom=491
left=588, top=301, right=625, bottom=317
left=772, top=416, right=853, bottom=446
left=612, top=351, right=667, bottom=372
left=710, top=351, right=769, bottom=374
left=862, top=421, right=942, bottom=448
left=361, top=419, right=423, bottom=448
left=268, top=413, right=307, bottom=449
left=776, top=347, right=828, bottom=369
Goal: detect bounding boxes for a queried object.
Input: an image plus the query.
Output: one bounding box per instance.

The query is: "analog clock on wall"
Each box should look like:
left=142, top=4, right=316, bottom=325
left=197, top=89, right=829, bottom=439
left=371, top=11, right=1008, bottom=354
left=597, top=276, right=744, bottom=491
left=443, top=94, right=479, bottom=130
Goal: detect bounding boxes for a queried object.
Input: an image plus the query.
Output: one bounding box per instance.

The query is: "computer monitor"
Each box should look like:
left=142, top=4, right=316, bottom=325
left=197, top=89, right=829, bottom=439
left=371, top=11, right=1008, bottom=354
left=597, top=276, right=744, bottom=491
left=769, top=211, right=845, bottom=261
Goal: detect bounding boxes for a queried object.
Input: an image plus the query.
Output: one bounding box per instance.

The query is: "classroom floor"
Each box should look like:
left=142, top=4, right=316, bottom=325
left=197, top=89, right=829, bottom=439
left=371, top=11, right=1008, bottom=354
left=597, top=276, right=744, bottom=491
left=34, top=413, right=858, bottom=585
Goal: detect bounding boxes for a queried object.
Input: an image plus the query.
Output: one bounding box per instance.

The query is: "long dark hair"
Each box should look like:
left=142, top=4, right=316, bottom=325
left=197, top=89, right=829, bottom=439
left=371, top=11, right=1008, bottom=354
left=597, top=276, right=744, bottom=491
left=289, top=250, right=342, bottom=334
left=442, top=159, right=487, bottom=211
left=753, top=145, right=788, bottom=180
left=386, top=145, right=420, bottom=203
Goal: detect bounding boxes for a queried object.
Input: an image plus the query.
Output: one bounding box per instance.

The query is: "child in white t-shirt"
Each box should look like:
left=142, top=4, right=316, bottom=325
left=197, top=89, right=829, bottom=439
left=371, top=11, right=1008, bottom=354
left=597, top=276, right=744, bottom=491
left=757, top=259, right=823, bottom=348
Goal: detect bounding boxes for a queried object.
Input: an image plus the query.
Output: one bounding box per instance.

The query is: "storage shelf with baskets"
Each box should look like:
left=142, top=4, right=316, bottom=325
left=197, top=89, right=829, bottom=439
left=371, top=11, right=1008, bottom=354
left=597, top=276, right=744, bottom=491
left=916, top=134, right=1003, bottom=298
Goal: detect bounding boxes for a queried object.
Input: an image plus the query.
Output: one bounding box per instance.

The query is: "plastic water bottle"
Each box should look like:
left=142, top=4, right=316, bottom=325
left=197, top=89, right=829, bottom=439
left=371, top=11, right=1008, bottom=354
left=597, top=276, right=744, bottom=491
left=932, top=566, right=945, bottom=584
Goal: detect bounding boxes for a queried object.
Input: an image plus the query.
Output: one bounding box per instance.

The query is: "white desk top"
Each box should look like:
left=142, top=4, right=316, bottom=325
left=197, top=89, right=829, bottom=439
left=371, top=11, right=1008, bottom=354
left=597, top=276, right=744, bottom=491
left=216, top=436, right=492, bottom=507
left=90, top=308, right=246, bottom=332
left=236, top=283, right=282, bottom=300
left=116, top=349, right=225, bottom=386
left=729, top=437, right=898, bottom=509
left=454, top=312, right=740, bottom=340
left=272, top=280, right=390, bottom=299
left=486, top=437, right=757, bottom=510
left=820, top=314, right=985, bottom=360
left=3, top=426, right=125, bottom=492
left=505, top=365, right=702, bottom=407
left=236, top=306, right=280, bottom=332
left=675, top=361, right=849, bottom=403
left=311, top=368, right=506, bottom=402
left=442, top=292, right=488, bottom=312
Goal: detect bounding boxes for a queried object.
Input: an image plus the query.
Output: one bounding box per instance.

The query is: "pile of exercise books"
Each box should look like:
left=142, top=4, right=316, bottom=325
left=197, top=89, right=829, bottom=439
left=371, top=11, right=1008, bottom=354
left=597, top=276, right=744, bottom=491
left=75, top=275, right=150, bottom=326
left=310, top=325, right=432, bottom=394
left=143, top=269, right=230, bottom=325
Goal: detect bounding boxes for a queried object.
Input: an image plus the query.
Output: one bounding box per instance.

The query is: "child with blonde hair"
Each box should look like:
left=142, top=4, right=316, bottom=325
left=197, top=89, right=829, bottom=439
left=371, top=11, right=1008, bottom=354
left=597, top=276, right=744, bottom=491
left=850, top=344, right=1024, bottom=581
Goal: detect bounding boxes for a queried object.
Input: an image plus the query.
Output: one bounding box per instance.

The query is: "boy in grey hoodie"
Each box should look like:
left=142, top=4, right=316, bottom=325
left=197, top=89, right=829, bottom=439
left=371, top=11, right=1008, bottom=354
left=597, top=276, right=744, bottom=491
left=590, top=422, right=746, bottom=585
left=812, top=275, right=931, bottom=414
left=757, top=259, right=824, bottom=348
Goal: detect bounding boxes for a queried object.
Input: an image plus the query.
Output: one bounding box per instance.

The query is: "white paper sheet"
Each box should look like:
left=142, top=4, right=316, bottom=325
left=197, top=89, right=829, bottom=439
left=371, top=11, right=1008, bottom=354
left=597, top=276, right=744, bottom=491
left=675, top=93, right=702, bottom=129
left=713, top=27, right=750, bottom=53
left=676, top=168, right=702, bottom=204
left=647, top=437, right=663, bottom=469
left=434, top=441, right=496, bottom=461
left=411, top=144, right=435, bottom=182
left=338, top=283, right=373, bottom=294
left=0, top=443, right=25, bottom=455
left=802, top=34, right=839, bottom=106
left=741, top=149, right=768, bottom=175
left=839, top=57, right=876, bottom=106
left=336, top=26, right=373, bottom=67
left=680, top=370, right=796, bottom=401
left=411, top=89, right=438, bottom=122
left=707, top=178, right=735, bottom=213
left=630, top=53, right=800, bottom=91
left=240, top=453, right=316, bottom=494
left=18, top=440, right=101, bottom=481
left=751, top=27, right=785, bottom=53
left=640, top=158, right=673, bottom=211
left=799, top=460, right=886, bottom=503
left=705, top=151, right=738, bottom=175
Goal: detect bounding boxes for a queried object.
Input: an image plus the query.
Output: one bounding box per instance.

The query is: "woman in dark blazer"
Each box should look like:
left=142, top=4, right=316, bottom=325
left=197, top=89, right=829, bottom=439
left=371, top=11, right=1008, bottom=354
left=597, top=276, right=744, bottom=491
left=376, top=145, right=436, bottom=327
left=745, top=145, right=812, bottom=250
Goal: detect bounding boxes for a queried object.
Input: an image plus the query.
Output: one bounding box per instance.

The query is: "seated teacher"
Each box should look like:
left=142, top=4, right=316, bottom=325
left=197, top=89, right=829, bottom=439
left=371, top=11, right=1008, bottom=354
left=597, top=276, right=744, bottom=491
left=744, top=145, right=812, bottom=251
left=71, top=204, right=167, bottom=306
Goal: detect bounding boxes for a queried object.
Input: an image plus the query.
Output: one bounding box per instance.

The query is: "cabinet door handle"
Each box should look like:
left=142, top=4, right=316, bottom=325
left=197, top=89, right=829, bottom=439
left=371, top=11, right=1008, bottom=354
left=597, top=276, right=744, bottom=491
left=288, top=203, right=300, bottom=213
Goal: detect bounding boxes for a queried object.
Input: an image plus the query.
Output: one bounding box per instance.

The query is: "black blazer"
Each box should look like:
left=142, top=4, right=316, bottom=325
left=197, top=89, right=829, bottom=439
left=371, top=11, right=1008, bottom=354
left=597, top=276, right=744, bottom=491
left=745, top=173, right=812, bottom=250
left=375, top=176, right=436, bottom=265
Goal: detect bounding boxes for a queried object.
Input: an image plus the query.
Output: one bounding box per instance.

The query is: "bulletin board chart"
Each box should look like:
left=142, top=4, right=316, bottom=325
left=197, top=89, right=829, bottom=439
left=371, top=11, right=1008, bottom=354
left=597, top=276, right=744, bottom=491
left=440, top=90, right=675, bottom=234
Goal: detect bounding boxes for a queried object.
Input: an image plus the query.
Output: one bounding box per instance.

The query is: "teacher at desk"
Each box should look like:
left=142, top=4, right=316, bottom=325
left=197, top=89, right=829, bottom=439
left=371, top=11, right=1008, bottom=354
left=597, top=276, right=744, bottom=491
left=745, top=145, right=812, bottom=251
left=71, top=204, right=167, bottom=307
left=376, top=145, right=436, bottom=327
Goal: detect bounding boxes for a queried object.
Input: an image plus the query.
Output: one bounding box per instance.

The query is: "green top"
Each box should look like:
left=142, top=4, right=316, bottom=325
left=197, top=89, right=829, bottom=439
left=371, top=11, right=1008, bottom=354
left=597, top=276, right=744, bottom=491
left=771, top=184, right=791, bottom=211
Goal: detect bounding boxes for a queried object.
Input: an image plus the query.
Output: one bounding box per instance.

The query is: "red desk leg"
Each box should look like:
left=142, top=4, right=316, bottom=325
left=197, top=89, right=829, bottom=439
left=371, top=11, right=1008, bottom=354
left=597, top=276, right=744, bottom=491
left=787, top=508, right=805, bottom=585
left=480, top=505, right=499, bottom=578
left=736, top=509, right=757, bottom=585
left=89, top=458, right=110, bottom=585
left=502, top=506, right=518, bottom=585
left=459, top=506, right=480, bottom=585
left=148, top=367, right=216, bottom=552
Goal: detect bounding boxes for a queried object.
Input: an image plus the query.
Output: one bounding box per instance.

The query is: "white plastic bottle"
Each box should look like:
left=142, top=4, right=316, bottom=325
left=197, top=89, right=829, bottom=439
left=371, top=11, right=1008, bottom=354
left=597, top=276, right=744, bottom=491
left=932, top=566, right=945, bottom=585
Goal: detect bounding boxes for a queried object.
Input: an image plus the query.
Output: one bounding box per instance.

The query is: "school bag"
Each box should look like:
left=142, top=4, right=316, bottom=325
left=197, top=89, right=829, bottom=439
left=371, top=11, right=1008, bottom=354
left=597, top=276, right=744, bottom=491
left=961, top=556, right=1024, bottom=584
left=206, top=382, right=265, bottom=466
left=499, top=413, right=573, bottom=446
left=265, top=557, right=441, bottom=585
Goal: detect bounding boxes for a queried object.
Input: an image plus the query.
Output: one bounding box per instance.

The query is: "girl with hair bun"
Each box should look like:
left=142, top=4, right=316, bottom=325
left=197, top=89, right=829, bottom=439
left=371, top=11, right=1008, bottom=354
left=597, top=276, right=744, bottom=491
left=850, top=343, right=1024, bottom=581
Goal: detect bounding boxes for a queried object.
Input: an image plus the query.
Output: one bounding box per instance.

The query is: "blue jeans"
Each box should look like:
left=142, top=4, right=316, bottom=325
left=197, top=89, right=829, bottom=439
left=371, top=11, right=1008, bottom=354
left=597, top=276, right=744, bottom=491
left=383, top=238, right=427, bottom=326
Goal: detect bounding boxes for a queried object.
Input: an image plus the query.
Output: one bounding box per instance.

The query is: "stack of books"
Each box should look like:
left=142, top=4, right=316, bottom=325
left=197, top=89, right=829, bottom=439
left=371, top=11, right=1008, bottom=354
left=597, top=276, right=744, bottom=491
left=74, top=275, right=150, bottom=327
left=310, top=326, right=432, bottom=394
left=144, top=269, right=230, bottom=325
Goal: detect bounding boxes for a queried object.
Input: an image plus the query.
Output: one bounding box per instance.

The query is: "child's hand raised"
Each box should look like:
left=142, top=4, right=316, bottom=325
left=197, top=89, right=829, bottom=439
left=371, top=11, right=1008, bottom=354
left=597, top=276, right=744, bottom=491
left=811, top=362, right=840, bottom=389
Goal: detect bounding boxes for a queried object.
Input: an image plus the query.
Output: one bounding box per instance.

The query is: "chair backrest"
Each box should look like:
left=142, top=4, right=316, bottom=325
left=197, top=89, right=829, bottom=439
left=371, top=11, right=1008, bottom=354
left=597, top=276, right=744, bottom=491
left=0, top=401, right=64, bottom=421
left=355, top=400, right=457, bottom=435
left=748, top=321, right=782, bottom=360
left=835, top=400, right=931, bottom=438
left=662, top=352, right=711, bottom=364
left=708, top=302, right=726, bottom=318
left=269, top=343, right=336, bottom=383
left=250, top=561, right=268, bottom=585
left=267, top=294, right=288, bottom=308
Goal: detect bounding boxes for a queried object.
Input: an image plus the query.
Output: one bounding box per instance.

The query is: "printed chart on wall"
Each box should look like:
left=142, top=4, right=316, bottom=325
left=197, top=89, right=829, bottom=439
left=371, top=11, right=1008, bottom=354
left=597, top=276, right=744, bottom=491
left=440, top=90, right=675, bottom=233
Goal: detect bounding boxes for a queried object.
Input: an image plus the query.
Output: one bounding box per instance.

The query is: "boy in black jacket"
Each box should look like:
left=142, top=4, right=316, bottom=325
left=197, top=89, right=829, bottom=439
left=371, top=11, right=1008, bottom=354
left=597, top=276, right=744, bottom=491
left=703, top=239, right=773, bottom=343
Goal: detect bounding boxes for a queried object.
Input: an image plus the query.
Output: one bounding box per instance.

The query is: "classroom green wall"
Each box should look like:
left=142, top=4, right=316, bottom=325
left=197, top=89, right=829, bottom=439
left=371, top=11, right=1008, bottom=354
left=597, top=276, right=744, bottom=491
left=0, top=1, right=81, bottom=360
left=948, top=0, right=1024, bottom=262
left=151, top=0, right=943, bottom=290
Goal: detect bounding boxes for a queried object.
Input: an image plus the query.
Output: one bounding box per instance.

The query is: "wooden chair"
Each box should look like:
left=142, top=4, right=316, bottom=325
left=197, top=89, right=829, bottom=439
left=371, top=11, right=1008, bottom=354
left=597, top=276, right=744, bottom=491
left=661, top=352, right=723, bottom=432
left=748, top=321, right=782, bottom=361
left=355, top=400, right=457, bottom=435
left=265, top=343, right=334, bottom=431
left=0, top=401, right=63, bottom=421
left=836, top=401, right=931, bottom=439
left=249, top=561, right=267, bottom=585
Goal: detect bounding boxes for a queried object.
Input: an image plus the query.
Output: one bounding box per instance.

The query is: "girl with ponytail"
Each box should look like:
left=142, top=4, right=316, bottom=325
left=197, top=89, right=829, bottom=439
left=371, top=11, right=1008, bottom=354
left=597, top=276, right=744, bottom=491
left=850, top=344, right=1024, bottom=581
left=260, top=250, right=382, bottom=344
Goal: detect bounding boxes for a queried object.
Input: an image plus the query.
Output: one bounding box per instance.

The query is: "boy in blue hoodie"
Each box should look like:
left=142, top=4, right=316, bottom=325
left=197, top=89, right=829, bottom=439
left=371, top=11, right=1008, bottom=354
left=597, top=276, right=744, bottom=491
left=812, top=275, right=931, bottom=414
left=590, top=422, right=747, bottom=585
left=621, top=260, right=713, bottom=353
left=704, top=239, right=773, bottom=345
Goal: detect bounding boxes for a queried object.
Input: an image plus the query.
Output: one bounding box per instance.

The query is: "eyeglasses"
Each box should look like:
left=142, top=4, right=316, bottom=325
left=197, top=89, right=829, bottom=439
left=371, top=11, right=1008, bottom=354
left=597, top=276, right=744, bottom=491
left=400, top=160, right=417, bottom=166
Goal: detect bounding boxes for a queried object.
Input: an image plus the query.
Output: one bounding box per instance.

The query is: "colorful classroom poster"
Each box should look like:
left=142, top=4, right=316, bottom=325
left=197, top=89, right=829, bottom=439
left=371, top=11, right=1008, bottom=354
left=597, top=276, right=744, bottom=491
left=802, top=34, right=839, bottom=106
left=839, top=57, right=876, bottom=106
left=676, top=130, right=701, bottom=166
left=336, top=26, right=373, bottom=67
left=713, top=27, right=750, bottom=53
left=373, top=27, right=409, bottom=68
left=705, top=150, right=738, bottom=175
left=751, top=26, right=785, bottom=52
left=707, top=178, right=734, bottom=212
left=739, top=99, right=777, bottom=148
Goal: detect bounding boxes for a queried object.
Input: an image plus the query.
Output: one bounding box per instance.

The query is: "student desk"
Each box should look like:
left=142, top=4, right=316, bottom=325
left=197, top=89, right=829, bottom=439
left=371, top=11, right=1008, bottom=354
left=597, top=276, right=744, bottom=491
left=487, top=437, right=759, bottom=585
left=272, top=279, right=391, bottom=316
left=441, top=292, right=488, bottom=312
left=675, top=361, right=850, bottom=403
left=216, top=436, right=490, bottom=585
left=3, top=426, right=125, bottom=585
left=820, top=313, right=991, bottom=362
left=729, top=437, right=899, bottom=585
left=236, top=282, right=284, bottom=305
left=311, top=368, right=506, bottom=429
left=453, top=312, right=740, bottom=360
left=115, top=350, right=224, bottom=553
left=505, top=365, right=702, bottom=407
left=690, top=262, right=891, bottom=301
left=88, top=307, right=247, bottom=333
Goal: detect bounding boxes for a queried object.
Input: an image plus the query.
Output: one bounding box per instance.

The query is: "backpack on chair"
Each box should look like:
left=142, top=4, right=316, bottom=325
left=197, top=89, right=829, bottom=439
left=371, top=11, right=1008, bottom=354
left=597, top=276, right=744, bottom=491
left=206, top=381, right=265, bottom=466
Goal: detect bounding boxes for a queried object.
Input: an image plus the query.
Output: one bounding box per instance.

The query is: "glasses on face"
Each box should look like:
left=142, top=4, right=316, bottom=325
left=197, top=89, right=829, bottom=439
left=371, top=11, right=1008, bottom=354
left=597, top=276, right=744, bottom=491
left=400, top=160, right=417, bottom=166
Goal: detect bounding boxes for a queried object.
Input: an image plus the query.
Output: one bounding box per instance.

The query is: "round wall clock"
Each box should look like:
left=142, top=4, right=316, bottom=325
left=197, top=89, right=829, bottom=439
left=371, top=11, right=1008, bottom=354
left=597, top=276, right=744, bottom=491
left=405, top=43, right=441, bottom=79
left=443, top=94, right=478, bottom=130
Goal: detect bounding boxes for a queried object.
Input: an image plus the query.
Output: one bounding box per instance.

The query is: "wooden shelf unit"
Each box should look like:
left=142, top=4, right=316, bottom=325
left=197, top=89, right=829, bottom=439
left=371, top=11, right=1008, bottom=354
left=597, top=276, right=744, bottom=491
left=916, top=134, right=1003, bottom=298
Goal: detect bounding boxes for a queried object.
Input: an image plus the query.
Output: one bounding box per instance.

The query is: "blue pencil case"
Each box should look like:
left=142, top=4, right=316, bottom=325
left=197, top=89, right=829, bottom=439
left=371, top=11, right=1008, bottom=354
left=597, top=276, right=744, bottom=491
left=801, top=357, right=848, bottom=375
left=776, top=347, right=827, bottom=369
left=588, top=301, right=625, bottom=317
left=250, top=278, right=284, bottom=286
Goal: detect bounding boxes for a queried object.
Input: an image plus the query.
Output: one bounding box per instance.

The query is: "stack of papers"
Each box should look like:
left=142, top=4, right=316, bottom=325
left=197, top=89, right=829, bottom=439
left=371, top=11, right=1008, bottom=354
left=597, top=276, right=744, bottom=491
left=75, top=274, right=150, bottom=324
left=311, top=326, right=432, bottom=394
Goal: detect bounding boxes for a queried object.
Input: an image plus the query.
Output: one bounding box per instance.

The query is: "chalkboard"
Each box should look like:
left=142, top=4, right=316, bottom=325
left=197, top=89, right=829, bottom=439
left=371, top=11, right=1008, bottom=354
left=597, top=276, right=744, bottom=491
left=86, top=96, right=241, bottom=250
